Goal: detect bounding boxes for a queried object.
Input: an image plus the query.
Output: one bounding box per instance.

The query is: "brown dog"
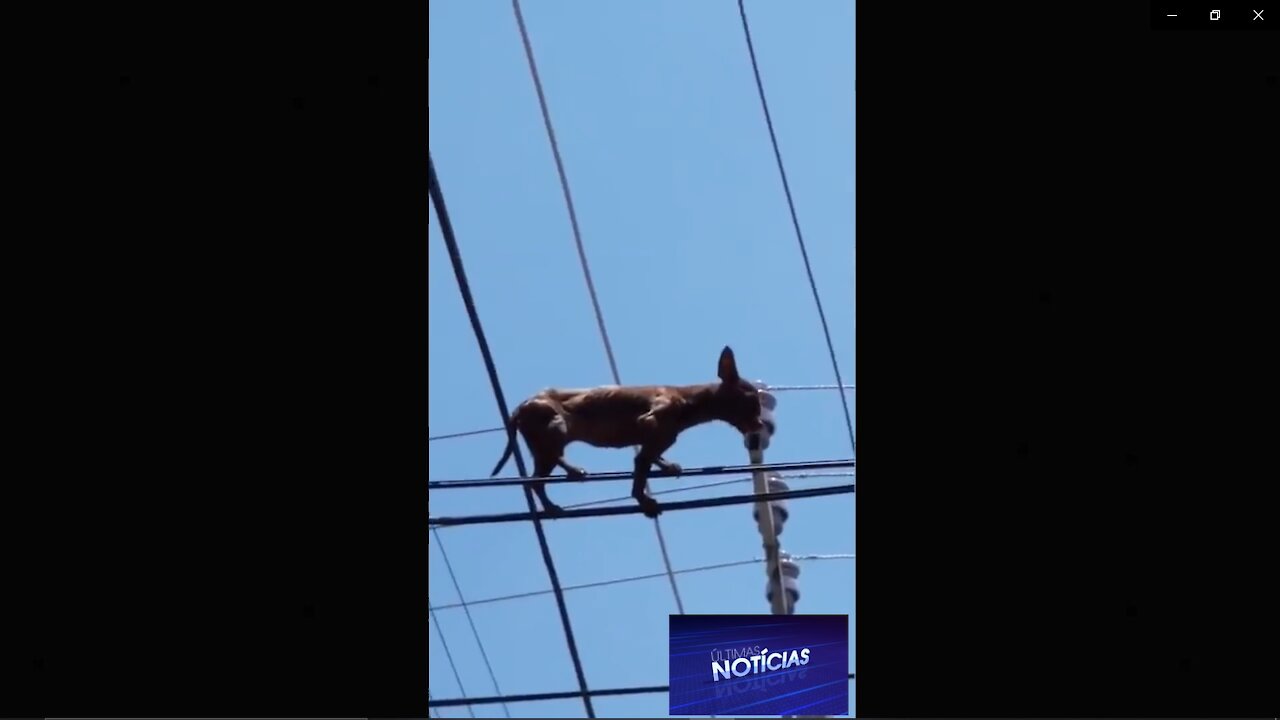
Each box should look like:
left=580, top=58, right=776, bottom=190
left=490, top=346, right=765, bottom=517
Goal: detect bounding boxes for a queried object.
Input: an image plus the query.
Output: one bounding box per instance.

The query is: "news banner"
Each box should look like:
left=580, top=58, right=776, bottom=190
left=668, top=614, right=850, bottom=717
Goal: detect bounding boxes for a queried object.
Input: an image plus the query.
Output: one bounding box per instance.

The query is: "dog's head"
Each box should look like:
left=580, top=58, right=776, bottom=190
left=712, top=346, right=765, bottom=435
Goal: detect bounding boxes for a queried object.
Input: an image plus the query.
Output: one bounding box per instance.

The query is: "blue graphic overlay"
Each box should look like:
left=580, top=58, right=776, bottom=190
left=668, top=614, right=848, bottom=716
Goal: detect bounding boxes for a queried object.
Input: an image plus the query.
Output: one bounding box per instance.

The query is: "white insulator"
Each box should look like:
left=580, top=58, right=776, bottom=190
left=765, top=554, right=801, bottom=609
left=768, top=551, right=801, bottom=580
left=766, top=575, right=800, bottom=609
left=752, top=475, right=791, bottom=534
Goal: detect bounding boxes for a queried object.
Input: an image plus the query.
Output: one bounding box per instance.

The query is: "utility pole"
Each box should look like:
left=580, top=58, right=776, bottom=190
left=746, top=384, right=799, bottom=615
left=748, top=383, right=827, bottom=719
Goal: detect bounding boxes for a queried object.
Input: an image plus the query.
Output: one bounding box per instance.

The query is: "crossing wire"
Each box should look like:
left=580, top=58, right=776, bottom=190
left=430, top=553, right=855, bottom=611
left=431, top=152, right=596, bottom=718
left=510, top=0, right=688, bottom=618
left=736, top=0, right=857, bottom=458
left=429, top=599, right=475, bottom=718
left=561, top=470, right=854, bottom=511
left=430, top=458, right=856, bottom=490
left=428, top=386, right=854, bottom=443
left=430, top=482, right=856, bottom=528
left=431, top=527, right=511, bottom=717
left=430, top=673, right=856, bottom=710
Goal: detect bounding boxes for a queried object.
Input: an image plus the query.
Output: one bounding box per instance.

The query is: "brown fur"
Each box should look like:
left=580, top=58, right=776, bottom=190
left=491, top=346, right=764, bottom=517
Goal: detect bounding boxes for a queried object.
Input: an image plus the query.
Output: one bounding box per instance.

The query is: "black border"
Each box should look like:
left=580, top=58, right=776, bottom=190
left=5, top=3, right=429, bottom=718
left=855, top=3, right=1278, bottom=717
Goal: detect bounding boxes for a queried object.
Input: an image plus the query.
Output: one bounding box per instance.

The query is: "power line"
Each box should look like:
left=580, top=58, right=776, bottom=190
left=431, top=527, right=511, bottom=717
left=430, top=482, right=855, bottom=528
left=768, top=383, right=855, bottom=392
left=510, top=0, right=688, bottom=618
left=562, top=470, right=854, bottom=511
left=736, top=0, right=856, bottom=459
left=428, top=471, right=853, bottom=537
left=427, top=386, right=853, bottom=443
left=430, top=553, right=855, bottom=611
left=429, top=426, right=505, bottom=442
left=429, top=600, right=475, bottom=718
left=430, top=458, right=855, bottom=490
left=430, top=152, right=596, bottom=718
left=429, top=673, right=856, bottom=709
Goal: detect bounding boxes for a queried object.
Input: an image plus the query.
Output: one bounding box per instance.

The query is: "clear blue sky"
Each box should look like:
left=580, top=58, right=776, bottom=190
left=429, top=1, right=854, bottom=717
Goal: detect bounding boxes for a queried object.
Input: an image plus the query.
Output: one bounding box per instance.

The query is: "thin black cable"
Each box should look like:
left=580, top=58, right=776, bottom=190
left=430, top=152, right=596, bottom=718
left=429, top=600, right=475, bottom=718
left=429, top=470, right=854, bottom=535
left=427, top=386, right=854, bottom=444
left=431, top=527, right=511, bottom=718
left=429, top=673, right=856, bottom=709
left=430, top=553, right=855, bottom=611
left=431, top=482, right=856, bottom=528
left=561, top=470, right=854, bottom=511
left=510, top=0, right=689, bottom=617
left=430, top=458, right=856, bottom=490
left=736, top=0, right=857, bottom=459
left=430, top=426, right=505, bottom=442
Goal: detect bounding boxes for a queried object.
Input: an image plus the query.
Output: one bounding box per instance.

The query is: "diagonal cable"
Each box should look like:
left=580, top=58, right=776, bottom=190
left=511, top=0, right=687, bottom=616
left=431, top=152, right=596, bottom=718
left=562, top=470, right=855, bottom=510
left=736, top=0, right=857, bottom=458
left=430, top=553, right=855, bottom=611
left=429, top=599, right=475, bottom=718
left=432, top=527, right=511, bottom=717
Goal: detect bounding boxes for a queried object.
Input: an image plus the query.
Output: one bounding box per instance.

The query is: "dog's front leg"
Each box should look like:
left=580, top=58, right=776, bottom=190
left=633, top=435, right=677, bottom=518
left=638, top=399, right=682, bottom=477
left=631, top=455, right=661, bottom=518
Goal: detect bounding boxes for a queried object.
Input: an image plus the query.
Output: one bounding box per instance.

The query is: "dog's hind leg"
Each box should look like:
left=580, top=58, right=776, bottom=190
left=543, top=412, right=588, bottom=479
left=515, top=402, right=571, bottom=515
left=652, top=456, right=683, bottom=475
left=557, top=458, right=588, bottom=478
left=531, top=457, right=565, bottom=515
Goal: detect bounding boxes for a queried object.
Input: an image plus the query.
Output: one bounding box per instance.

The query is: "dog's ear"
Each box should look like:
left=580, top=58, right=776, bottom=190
left=717, top=346, right=740, bottom=383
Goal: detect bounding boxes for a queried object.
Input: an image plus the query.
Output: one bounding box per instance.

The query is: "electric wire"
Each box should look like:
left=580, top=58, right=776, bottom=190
left=429, top=673, right=856, bottom=709
left=736, top=0, right=857, bottom=458
left=431, top=152, right=596, bottom=718
left=431, top=527, right=511, bottom=717
left=430, top=458, right=855, bottom=490
left=428, top=386, right=854, bottom=443
left=429, top=599, right=475, bottom=718
left=562, top=470, right=854, bottom=511
left=430, top=482, right=855, bottom=528
left=510, top=0, right=687, bottom=617
left=430, top=553, right=855, bottom=611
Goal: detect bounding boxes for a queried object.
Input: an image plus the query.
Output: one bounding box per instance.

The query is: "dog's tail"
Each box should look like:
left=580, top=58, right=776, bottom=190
left=490, top=405, right=522, bottom=476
